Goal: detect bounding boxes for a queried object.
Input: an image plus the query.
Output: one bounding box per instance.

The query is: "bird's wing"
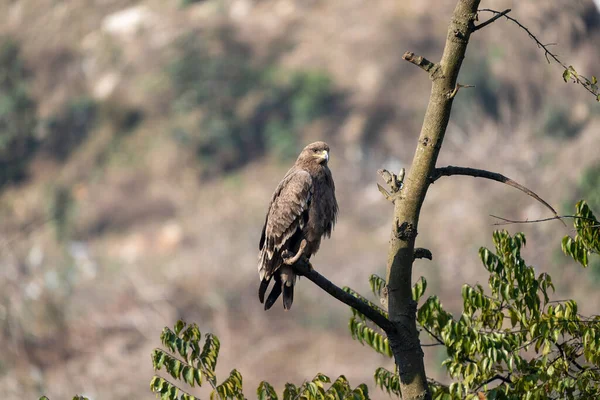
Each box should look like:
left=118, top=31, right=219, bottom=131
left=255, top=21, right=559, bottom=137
left=258, top=168, right=312, bottom=281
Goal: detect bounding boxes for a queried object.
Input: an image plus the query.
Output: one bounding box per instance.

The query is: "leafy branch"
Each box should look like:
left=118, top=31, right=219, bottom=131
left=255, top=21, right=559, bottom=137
left=562, top=200, right=600, bottom=267
left=148, top=320, right=373, bottom=400
left=343, top=213, right=600, bottom=399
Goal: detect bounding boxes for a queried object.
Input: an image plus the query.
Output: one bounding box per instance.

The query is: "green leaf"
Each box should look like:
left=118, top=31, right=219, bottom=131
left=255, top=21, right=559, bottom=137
left=509, top=309, right=518, bottom=328
left=194, top=367, right=203, bottom=386
left=257, top=381, right=278, bottom=400
left=171, top=359, right=183, bottom=380
left=183, top=365, right=195, bottom=387
left=200, top=333, right=220, bottom=373
left=369, top=274, right=387, bottom=298
left=348, top=317, right=393, bottom=357
left=175, top=320, right=186, bottom=336
left=213, top=369, right=244, bottom=400
left=374, top=367, right=401, bottom=396
left=412, top=276, right=428, bottom=301
left=153, top=349, right=167, bottom=370
left=283, top=383, right=299, bottom=400
left=343, top=286, right=389, bottom=321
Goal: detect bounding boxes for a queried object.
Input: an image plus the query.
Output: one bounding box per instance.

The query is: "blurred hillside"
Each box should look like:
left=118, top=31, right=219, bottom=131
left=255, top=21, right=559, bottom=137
left=0, top=0, right=599, bottom=398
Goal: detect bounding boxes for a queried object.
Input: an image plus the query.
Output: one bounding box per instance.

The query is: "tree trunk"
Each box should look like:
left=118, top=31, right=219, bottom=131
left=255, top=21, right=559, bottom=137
left=385, top=1, right=481, bottom=399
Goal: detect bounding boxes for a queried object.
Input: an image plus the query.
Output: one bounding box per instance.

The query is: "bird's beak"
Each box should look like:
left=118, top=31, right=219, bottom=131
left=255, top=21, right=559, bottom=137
left=321, top=150, right=329, bottom=162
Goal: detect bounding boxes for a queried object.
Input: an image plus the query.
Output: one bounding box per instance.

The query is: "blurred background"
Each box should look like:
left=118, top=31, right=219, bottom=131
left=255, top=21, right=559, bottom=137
left=0, top=0, right=599, bottom=398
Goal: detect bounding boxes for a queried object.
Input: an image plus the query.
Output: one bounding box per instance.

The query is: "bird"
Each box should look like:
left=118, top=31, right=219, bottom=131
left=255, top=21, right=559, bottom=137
left=258, top=141, right=338, bottom=310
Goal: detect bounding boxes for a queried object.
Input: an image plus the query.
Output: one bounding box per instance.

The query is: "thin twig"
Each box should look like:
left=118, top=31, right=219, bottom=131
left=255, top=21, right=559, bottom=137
left=479, top=8, right=598, bottom=99
left=473, top=8, right=511, bottom=32
left=431, top=166, right=565, bottom=226
left=427, top=377, right=448, bottom=389
left=198, top=358, right=221, bottom=398
left=421, top=326, right=444, bottom=346
left=473, top=374, right=512, bottom=393
left=556, top=341, right=586, bottom=372
left=490, top=214, right=597, bottom=226
left=293, top=260, right=397, bottom=334
left=152, top=373, right=200, bottom=400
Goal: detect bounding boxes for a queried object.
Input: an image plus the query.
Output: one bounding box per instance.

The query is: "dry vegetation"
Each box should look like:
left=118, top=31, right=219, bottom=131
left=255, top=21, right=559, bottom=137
left=0, top=0, right=599, bottom=398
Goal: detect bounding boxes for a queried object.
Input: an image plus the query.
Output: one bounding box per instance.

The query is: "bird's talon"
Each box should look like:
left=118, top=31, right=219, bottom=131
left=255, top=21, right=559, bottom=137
left=282, top=256, right=294, bottom=265
left=282, top=250, right=293, bottom=259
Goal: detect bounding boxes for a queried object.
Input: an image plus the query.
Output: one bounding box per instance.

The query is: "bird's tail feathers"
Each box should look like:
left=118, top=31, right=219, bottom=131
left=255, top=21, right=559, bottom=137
left=280, top=265, right=296, bottom=310
left=264, top=280, right=282, bottom=310
left=260, top=266, right=296, bottom=310
left=283, top=283, right=294, bottom=310
left=258, top=278, right=270, bottom=304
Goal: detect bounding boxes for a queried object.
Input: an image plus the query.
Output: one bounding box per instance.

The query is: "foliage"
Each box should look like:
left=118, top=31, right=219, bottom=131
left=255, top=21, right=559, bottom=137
left=564, top=177, right=600, bottom=279
left=562, top=66, right=600, bottom=102
left=168, top=30, right=343, bottom=176
left=150, top=320, right=370, bottom=400
left=562, top=200, right=600, bottom=268
left=575, top=167, right=600, bottom=213
left=39, top=397, right=89, bottom=400
left=344, top=286, right=392, bottom=358
left=0, top=37, right=39, bottom=187
left=345, top=229, right=600, bottom=399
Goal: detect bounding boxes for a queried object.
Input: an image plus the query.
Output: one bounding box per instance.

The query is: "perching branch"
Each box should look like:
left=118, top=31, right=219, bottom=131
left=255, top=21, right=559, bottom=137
left=292, top=259, right=397, bottom=334
left=431, top=166, right=563, bottom=224
left=472, top=9, right=511, bottom=32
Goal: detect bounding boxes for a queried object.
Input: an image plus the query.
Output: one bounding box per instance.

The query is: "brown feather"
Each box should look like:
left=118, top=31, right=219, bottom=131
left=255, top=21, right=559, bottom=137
left=258, top=141, right=338, bottom=310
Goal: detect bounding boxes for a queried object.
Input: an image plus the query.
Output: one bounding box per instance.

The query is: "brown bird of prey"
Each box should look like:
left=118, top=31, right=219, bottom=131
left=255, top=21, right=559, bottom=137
left=258, top=141, right=338, bottom=310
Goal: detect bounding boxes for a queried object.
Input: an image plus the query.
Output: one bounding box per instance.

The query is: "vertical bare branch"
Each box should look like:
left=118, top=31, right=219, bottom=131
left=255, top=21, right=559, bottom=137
left=386, top=1, right=482, bottom=399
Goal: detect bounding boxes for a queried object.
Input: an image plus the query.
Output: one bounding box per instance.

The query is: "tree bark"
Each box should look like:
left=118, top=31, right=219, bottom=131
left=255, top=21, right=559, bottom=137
left=385, top=1, right=481, bottom=399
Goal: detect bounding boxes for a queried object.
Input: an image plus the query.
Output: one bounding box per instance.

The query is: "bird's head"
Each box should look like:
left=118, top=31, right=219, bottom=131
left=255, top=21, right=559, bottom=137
left=297, top=141, right=330, bottom=166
